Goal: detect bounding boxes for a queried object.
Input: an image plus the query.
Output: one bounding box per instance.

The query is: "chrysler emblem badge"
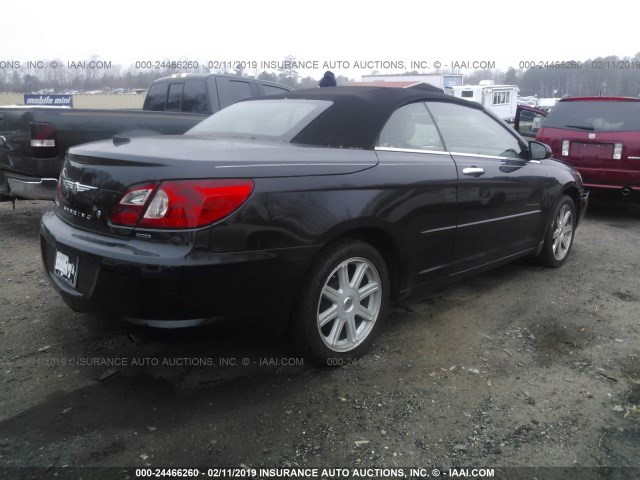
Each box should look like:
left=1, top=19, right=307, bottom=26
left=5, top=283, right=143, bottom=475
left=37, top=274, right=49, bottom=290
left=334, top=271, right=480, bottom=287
left=588, top=133, right=596, bottom=140
left=63, top=179, right=98, bottom=194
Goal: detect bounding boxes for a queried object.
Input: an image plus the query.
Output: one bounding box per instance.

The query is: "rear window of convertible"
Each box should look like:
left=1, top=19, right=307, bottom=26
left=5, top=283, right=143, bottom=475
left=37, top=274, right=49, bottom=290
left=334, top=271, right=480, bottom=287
left=543, top=100, right=640, bottom=132
left=186, top=99, right=332, bottom=140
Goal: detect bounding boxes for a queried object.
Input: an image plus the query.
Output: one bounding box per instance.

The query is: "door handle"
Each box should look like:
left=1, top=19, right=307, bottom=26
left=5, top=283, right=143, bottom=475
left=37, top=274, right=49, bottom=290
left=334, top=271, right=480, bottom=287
left=462, top=167, right=485, bottom=176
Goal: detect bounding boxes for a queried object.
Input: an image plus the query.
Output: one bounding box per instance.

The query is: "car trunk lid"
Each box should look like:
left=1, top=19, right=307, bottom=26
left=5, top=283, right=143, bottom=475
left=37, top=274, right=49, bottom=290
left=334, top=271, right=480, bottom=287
left=56, top=135, right=377, bottom=235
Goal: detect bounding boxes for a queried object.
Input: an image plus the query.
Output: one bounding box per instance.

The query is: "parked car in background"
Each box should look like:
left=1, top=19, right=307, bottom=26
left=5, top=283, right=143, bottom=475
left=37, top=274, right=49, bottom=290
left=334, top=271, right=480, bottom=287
left=536, top=97, right=640, bottom=200
left=40, top=85, right=588, bottom=363
left=0, top=74, right=292, bottom=202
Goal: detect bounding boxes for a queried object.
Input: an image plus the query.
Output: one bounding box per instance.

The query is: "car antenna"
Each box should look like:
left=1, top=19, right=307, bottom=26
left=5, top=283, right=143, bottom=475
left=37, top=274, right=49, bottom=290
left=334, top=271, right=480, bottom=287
left=112, top=135, right=131, bottom=146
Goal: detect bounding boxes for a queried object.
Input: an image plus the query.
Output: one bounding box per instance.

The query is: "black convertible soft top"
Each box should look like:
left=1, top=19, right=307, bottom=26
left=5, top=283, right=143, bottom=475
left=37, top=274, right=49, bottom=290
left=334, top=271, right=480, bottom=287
left=259, top=84, right=484, bottom=149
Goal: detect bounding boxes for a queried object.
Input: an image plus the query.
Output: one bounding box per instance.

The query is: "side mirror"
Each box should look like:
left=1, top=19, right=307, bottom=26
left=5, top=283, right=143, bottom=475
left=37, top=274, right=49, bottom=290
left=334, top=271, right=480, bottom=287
left=529, top=141, right=552, bottom=160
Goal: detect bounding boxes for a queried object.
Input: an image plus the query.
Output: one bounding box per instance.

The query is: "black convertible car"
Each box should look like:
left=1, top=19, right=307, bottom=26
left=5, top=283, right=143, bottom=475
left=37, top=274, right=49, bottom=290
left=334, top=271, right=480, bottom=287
left=40, top=85, right=588, bottom=363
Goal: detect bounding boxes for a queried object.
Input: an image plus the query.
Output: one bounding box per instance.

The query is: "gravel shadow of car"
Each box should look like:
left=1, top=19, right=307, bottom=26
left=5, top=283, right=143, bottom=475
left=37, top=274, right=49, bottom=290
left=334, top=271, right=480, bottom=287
left=0, top=201, right=51, bottom=239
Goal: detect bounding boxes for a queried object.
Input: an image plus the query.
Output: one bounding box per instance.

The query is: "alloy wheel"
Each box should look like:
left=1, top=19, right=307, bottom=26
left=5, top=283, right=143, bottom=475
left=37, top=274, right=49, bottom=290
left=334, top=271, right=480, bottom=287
left=316, top=257, right=382, bottom=352
left=552, top=204, right=574, bottom=261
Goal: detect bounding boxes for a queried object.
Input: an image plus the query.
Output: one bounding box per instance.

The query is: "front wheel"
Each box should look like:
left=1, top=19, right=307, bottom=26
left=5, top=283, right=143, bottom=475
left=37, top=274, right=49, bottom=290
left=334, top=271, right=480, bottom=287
left=292, top=239, right=389, bottom=365
left=537, top=195, right=576, bottom=268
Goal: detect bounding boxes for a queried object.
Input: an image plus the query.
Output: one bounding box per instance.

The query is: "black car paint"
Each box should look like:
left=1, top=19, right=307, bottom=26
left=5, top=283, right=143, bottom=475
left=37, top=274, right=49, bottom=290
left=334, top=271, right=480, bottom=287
left=40, top=87, right=587, bottom=333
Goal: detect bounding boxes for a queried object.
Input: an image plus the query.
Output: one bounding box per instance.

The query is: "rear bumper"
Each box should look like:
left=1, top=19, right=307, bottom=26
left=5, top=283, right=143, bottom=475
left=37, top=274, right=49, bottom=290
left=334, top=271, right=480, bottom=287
left=0, top=171, right=58, bottom=200
left=583, top=182, right=639, bottom=193
left=40, top=211, right=319, bottom=330
left=583, top=181, right=640, bottom=203
left=576, top=166, right=640, bottom=194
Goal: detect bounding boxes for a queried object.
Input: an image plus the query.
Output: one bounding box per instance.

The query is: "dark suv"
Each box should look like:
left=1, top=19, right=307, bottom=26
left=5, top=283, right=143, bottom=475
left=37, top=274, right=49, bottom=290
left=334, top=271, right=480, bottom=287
left=536, top=97, right=640, bottom=199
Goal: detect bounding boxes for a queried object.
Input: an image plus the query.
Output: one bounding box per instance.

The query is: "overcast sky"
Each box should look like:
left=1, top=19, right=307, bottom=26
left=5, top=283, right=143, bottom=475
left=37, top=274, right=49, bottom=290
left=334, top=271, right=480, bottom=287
left=2, top=0, right=637, bottom=79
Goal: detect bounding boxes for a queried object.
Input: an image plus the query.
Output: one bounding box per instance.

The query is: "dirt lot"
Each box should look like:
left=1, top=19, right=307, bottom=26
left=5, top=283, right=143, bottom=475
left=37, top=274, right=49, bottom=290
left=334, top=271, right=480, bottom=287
left=0, top=199, right=639, bottom=479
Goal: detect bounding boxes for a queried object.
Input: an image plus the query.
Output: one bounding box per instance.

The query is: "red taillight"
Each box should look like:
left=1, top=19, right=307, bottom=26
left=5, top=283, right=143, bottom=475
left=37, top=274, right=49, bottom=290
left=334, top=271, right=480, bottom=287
left=30, top=122, right=57, bottom=147
left=111, top=183, right=158, bottom=226
left=111, top=179, right=253, bottom=229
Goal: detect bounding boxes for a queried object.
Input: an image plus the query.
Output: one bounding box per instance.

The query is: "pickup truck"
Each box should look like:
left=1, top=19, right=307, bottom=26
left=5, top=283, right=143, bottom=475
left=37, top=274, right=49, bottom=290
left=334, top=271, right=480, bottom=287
left=0, top=74, right=292, bottom=201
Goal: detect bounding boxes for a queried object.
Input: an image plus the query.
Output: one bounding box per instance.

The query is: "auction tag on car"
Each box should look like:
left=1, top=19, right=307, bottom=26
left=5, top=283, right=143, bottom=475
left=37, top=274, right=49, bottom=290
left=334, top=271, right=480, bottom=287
left=54, top=251, right=79, bottom=288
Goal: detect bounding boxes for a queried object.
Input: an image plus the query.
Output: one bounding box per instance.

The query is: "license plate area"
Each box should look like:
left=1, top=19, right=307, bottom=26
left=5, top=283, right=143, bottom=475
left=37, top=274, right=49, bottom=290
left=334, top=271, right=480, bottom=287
left=571, top=142, right=614, bottom=160
left=54, top=250, right=79, bottom=288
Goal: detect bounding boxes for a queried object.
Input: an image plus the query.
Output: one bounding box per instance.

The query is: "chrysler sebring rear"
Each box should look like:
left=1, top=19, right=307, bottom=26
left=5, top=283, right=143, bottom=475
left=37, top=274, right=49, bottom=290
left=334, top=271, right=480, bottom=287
left=40, top=86, right=588, bottom=363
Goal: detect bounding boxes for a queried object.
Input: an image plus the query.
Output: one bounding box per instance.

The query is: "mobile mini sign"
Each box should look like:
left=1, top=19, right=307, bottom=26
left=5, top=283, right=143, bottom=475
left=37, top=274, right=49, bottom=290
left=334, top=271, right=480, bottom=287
left=24, top=94, right=73, bottom=108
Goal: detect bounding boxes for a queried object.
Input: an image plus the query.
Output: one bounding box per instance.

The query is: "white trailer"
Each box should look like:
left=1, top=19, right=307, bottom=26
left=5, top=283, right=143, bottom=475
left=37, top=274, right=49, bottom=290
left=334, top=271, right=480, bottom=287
left=451, top=81, right=519, bottom=121
left=360, top=74, right=463, bottom=95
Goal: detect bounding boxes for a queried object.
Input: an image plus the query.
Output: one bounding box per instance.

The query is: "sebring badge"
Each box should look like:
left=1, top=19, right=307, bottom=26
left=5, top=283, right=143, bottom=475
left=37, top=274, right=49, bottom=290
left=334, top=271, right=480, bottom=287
left=63, top=179, right=98, bottom=194
left=588, top=133, right=596, bottom=140
left=63, top=205, right=93, bottom=221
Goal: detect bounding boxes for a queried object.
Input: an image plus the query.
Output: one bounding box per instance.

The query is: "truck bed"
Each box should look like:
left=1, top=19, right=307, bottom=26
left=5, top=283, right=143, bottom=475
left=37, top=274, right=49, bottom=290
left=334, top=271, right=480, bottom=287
left=0, top=107, right=205, bottom=200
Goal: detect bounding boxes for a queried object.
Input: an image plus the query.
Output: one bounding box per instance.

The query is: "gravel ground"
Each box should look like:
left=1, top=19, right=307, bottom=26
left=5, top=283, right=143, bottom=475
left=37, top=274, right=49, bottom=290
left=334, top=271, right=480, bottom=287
left=0, top=199, right=638, bottom=479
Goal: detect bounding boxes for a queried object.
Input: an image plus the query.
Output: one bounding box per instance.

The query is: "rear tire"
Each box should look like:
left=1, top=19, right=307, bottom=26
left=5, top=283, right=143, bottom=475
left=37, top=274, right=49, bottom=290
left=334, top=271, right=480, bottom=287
left=292, top=239, right=389, bottom=365
left=538, top=195, right=576, bottom=268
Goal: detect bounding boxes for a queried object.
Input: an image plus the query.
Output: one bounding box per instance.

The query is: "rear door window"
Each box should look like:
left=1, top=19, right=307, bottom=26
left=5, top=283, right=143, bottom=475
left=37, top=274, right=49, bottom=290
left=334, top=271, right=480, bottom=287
left=376, top=102, right=444, bottom=151
left=216, top=78, right=255, bottom=109
left=262, top=84, right=291, bottom=96
left=182, top=80, right=209, bottom=113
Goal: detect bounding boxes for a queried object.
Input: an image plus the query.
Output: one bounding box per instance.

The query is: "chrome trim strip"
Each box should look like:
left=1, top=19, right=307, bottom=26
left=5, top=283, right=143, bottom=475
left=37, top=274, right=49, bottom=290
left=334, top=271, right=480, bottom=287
left=449, top=151, right=521, bottom=161
left=421, top=210, right=542, bottom=236
left=378, top=163, right=453, bottom=166
left=375, top=146, right=533, bottom=163
left=418, top=265, right=446, bottom=275
left=421, top=225, right=457, bottom=234
left=7, top=177, right=58, bottom=200
left=12, top=177, right=58, bottom=185
left=458, top=210, right=542, bottom=229
left=215, top=163, right=373, bottom=168
left=375, top=146, right=450, bottom=156
left=421, top=210, right=541, bottom=235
